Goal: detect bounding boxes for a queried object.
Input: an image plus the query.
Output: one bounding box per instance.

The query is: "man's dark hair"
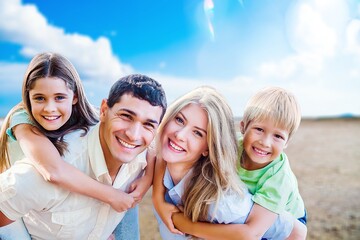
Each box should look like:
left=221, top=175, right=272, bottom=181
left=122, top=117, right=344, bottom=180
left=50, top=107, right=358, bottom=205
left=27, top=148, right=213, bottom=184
left=107, top=74, right=167, bottom=121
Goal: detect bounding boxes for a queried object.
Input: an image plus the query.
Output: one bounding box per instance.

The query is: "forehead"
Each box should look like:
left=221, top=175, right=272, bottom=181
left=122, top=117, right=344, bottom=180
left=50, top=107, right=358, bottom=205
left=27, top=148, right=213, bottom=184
left=179, top=103, right=208, bottom=127
left=30, top=77, right=68, bottom=92
left=112, top=93, right=162, bottom=123
left=251, top=117, right=289, bottom=133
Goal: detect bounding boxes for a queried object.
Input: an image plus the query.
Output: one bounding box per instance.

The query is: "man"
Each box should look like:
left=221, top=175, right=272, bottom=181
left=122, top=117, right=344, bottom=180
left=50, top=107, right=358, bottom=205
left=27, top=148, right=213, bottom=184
left=0, top=74, right=167, bottom=239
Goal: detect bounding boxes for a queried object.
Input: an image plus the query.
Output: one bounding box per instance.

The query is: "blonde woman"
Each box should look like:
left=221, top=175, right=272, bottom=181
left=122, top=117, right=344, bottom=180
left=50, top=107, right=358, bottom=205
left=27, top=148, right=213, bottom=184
left=152, top=86, right=303, bottom=239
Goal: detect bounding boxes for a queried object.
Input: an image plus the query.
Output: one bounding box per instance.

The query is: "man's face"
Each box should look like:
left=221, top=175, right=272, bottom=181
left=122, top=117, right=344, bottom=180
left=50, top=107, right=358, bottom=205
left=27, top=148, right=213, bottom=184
left=99, top=93, right=163, bottom=166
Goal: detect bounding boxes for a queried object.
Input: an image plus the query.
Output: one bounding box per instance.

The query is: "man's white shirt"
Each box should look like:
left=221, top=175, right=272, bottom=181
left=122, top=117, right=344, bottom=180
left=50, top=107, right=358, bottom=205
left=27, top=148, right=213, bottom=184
left=0, top=123, right=147, bottom=240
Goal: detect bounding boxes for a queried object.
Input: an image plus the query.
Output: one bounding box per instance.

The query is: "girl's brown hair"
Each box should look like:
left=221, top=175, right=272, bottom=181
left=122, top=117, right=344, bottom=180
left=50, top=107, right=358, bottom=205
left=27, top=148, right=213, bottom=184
left=0, top=52, right=98, bottom=172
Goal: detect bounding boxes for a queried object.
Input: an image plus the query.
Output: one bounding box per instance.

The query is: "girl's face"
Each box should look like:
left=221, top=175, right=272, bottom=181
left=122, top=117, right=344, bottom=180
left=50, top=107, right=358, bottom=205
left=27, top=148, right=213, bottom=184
left=29, top=77, right=78, bottom=131
left=161, top=103, right=209, bottom=167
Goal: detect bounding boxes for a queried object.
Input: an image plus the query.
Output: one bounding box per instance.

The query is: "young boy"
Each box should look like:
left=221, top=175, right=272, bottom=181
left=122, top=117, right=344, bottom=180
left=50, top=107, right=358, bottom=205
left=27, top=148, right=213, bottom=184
left=238, top=86, right=307, bottom=230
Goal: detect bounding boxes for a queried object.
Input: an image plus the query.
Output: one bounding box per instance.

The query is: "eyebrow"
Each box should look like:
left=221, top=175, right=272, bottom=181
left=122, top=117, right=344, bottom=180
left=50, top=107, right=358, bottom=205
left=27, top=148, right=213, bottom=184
left=31, top=92, right=68, bottom=96
left=178, top=111, right=207, bottom=134
left=119, top=108, right=160, bottom=125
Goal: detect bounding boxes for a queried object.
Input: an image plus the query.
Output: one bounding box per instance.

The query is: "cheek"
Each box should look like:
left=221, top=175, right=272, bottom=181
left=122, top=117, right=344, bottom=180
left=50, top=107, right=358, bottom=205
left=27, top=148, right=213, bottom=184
left=143, top=131, right=155, bottom=145
left=30, top=105, right=39, bottom=115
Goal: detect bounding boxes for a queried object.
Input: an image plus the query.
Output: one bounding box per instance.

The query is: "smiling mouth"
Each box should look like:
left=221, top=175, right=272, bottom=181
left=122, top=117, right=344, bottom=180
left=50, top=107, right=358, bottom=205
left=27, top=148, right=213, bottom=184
left=117, top=137, right=137, bottom=149
left=43, top=116, right=60, bottom=121
left=253, top=147, right=269, bottom=156
left=169, top=140, right=185, bottom=152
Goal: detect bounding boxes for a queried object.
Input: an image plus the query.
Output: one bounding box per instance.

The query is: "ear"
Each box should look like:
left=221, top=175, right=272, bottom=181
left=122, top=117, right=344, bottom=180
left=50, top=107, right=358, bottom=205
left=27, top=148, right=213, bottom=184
left=202, top=150, right=209, bottom=157
left=240, top=121, right=245, bottom=134
left=72, top=94, right=78, bottom=105
left=99, top=99, right=109, bottom=121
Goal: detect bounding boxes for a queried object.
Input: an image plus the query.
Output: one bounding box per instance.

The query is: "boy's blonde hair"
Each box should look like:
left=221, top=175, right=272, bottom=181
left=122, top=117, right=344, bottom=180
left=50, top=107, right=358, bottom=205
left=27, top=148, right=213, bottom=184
left=242, top=86, right=301, bottom=140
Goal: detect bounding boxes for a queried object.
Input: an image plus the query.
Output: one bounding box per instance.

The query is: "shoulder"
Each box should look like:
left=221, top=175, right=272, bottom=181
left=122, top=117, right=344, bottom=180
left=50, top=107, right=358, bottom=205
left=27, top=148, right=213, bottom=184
left=6, top=109, right=33, bottom=141
left=1, top=161, right=60, bottom=199
left=9, top=109, right=32, bottom=126
left=209, top=190, right=253, bottom=224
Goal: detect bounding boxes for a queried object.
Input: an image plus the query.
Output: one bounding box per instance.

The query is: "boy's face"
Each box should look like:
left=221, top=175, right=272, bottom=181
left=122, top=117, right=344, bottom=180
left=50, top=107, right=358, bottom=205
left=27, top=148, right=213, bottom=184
left=99, top=93, right=163, bottom=166
left=240, top=118, right=289, bottom=169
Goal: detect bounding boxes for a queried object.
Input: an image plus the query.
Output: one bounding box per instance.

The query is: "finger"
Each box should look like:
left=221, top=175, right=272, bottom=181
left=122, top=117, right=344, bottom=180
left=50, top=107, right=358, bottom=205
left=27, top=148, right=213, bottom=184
left=129, top=183, right=136, bottom=192
left=169, top=226, right=184, bottom=235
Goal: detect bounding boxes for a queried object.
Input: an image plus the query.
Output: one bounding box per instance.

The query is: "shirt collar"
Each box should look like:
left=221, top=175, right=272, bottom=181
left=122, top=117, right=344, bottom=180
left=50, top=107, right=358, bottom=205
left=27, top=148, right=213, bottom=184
left=164, top=167, right=193, bottom=206
left=87, top=123, right=109, bottom=181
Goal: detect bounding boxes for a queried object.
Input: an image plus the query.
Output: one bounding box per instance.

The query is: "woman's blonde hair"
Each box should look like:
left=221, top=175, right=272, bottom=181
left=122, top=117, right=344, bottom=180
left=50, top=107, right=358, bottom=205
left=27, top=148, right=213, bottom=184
left=0, top=52, right=98, bottom=172
left=157, top=86, right=246, bottom=222
left=242, top=86, right=301, bottom=140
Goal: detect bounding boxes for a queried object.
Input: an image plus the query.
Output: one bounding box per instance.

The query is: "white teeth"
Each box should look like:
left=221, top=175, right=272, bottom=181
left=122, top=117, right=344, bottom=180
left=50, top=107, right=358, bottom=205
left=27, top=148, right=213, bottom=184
left=254, top=147, right=268, bottom=155
left=43, top=116, right=59, bottom=120
left=118, top=138, right=136, bottom=149
left=169, top=141, right=184, bottom=151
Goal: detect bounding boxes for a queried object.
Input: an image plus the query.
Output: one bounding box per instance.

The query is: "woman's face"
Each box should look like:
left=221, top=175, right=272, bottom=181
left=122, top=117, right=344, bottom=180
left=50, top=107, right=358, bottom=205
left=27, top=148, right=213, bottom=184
left=161, top=103, right=209, bottom=167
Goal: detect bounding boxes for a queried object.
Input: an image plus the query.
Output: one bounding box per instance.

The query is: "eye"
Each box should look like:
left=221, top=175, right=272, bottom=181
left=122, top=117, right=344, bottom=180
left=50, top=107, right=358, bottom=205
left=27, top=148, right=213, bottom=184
left=144, top=122, right=155, bottom=130
left=33, top=96, right=45, bottom=102
left=255, top=127, right=263, bottom=132
left=55, top=95, right=66, bottom=101
left=175, top=116, right=184, bottom=125
left=275, top=134, right=285, bottom=140
left=194, top=130, right=203, bottom=138
left=117, top=113, right=132, bottom=121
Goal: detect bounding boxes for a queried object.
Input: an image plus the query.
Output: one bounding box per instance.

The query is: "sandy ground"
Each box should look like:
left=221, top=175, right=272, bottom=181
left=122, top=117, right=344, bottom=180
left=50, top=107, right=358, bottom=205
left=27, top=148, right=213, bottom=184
left=139, top=118, right=360, bottom=240
left=1, top=118, right=358, bottom=239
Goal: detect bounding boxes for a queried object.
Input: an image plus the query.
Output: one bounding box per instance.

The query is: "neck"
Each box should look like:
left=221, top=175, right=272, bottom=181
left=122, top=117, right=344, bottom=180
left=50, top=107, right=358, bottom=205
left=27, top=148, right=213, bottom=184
left=167, top=161, right=194, bottom=185
left=99, top=123, right=122, bottom=183
left=241, top=152, right=270, bottom=170
left=106, top=161, right=122, bottom=183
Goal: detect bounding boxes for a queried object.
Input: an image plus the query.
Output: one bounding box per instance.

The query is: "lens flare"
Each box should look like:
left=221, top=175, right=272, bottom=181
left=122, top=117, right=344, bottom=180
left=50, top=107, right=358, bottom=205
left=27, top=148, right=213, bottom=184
left=203, top=0, right=215, bottom=41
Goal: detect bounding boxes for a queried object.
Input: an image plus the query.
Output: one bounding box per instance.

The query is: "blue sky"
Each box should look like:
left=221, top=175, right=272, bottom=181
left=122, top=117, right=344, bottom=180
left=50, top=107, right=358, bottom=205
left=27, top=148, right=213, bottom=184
left=0, top=0, right=359, bottom=117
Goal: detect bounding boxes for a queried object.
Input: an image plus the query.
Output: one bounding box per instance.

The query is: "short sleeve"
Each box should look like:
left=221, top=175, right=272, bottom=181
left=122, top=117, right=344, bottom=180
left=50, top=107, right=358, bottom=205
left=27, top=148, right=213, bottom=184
left=262, top=211, right=294, bottom=240
left=6, top=109, right=33, bottom=141
left=252, top=170, right=292, bottom=214
left=0, top=161, right=63, bottom=220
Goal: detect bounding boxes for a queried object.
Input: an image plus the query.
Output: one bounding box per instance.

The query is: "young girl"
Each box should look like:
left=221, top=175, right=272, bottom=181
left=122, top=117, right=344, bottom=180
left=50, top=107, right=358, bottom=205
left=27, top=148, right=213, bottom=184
left=0, top=53, right=151, bottom=237
left=152, top=86, right=304, bottom=239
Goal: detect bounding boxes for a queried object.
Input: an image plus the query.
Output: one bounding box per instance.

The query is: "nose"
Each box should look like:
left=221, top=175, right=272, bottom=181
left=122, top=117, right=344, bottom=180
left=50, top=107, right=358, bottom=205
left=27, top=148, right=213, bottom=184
left=260, top=135, right=271, bottom=147
left=44, top=100, right=56, bottom=112
left=125, top=122, right=142, bottom=142
left=174, top=127, right=187, bottom=142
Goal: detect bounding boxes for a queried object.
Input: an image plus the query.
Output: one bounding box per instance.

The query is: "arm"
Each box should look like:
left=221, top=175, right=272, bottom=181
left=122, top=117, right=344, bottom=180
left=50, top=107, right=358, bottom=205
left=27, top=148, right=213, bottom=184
left=151, top=154, right=182, bottom=235
left=172, top=213, right=256, bottom=240
left=286, top=220, right=307, bottom=240
left=13, top=124, right=134, bottom=212
left=128, top=148, right=156, bottom=204
left=172, top=203, right=288, bottom=240
left=171, top=204, right=274, bottom=240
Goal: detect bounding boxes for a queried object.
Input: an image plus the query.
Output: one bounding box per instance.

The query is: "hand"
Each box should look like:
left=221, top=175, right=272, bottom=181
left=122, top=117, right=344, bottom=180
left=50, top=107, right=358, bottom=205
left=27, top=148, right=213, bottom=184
left=158, top=202, right=183, bottom=235
left=108, top=189, right=135, bottom=212
left=172, top=212, right=192, bottom=235
left=128, top=175, right=152, bottom=205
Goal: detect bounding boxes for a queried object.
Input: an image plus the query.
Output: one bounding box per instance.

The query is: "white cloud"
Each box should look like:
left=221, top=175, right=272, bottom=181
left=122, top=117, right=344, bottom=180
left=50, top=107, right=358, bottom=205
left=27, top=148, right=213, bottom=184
left=0, top=62, right=27, bottom=89
left=287, top=1, right=338, bottom=57
left=0, top=0, right=132, bottom=82
left=346, top=19, right=360, bottom=54
left=0, top=0, right=359, bottom=118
